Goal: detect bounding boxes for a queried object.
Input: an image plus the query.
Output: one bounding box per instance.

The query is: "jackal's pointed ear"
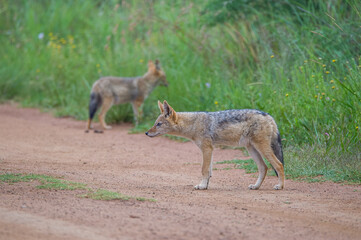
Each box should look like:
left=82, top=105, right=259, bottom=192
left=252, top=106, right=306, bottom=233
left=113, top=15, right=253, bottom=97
left=163, top=100, right=177, bottom=122
left=158, top=100, right=164, bottom=113
left=148, top=60, right=156, bottom=72
left=155, top=59, right=161, bottom=71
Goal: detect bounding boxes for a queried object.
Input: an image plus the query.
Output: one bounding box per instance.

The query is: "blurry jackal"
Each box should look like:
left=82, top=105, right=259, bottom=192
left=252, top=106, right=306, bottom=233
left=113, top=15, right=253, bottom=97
left=87, top=60, right=168, bottom=131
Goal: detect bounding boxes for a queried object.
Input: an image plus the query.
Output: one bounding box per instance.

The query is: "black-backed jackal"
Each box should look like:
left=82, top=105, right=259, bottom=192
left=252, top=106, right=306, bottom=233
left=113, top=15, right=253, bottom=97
left=146, top=100, right=285, bottom=190
left=87, top=60, right=168, bottom=131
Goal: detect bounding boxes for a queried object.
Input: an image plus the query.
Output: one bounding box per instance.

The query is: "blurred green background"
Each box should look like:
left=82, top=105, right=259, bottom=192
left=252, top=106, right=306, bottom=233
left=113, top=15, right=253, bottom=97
left=0, top=0, right=360, bottom=182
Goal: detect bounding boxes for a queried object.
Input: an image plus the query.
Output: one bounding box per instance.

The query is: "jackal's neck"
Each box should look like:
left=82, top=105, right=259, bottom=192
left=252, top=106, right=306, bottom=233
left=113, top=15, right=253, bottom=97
left=142, top=72, right=159, bottom=84
left=138, top=73, right=159, bottom=96
left=170, top=112, right=208, bottom=140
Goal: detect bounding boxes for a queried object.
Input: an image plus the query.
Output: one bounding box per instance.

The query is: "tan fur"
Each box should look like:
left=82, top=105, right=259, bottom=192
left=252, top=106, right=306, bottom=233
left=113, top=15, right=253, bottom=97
left=87, top=60, right=168, bottom=130
left=146, top=100, right=285, bottom=190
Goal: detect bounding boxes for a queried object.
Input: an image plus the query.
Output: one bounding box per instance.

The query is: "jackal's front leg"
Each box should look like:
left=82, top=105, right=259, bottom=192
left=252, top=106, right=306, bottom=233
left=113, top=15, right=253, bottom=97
left=194, top=142, right=213, bottom=190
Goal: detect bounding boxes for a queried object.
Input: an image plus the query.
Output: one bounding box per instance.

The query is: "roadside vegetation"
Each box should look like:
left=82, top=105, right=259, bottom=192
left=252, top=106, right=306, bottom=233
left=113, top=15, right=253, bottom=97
left=0, top=0, right=360, bottom=183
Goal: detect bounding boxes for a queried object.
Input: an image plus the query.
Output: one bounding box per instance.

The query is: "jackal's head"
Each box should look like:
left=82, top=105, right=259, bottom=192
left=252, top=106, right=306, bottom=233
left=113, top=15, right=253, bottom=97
left=145, top=100, right=178, bottom=137
left=147, top=60, right=168, bottom=87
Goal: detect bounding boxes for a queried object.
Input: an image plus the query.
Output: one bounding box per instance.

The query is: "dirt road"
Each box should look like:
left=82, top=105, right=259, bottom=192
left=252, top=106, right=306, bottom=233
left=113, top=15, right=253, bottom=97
left=0, top=103, right=360, bottom=240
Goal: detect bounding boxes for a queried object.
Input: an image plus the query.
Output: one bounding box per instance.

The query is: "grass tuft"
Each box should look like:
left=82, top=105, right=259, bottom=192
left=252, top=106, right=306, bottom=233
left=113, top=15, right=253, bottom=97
left=81, top=189, right=130, bottom=201
left=81, top=188, right=156, bottom=202
left=0, top=173, right=156, bottom=201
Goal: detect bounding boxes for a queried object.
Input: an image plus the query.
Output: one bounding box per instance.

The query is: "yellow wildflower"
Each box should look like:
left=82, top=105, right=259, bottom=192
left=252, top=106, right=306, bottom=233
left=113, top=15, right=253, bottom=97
left=332, top=99, right=336, bottom=102
left=68, top=35, right=74, bottom=44
left=139, top=59, right=144, bottom=63
left=332, top=86, right=335, bottom=89
left=332, top=59, right=336, bottom=62
left=270, top=55, right=274, bottom=58
left=322, top=64, right=326, bottom=68
left=325, top=71, right=330, bottom=74
left=330, top=80, right=334, bottom=84
left=285, top=93, right=289, bottom=97
left=214, top=101, right=219, bottom=105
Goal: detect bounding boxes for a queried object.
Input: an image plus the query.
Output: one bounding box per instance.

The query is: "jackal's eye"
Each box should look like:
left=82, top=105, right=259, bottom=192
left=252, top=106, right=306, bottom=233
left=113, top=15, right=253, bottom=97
left=156, top=122, right=162, bottom=127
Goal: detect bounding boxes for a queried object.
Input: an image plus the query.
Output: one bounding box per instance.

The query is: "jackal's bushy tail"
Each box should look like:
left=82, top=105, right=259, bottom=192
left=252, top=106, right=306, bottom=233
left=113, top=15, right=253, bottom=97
left=89, top=92, right=102, bottom=120
left=271, top=131, right=284, bottom=166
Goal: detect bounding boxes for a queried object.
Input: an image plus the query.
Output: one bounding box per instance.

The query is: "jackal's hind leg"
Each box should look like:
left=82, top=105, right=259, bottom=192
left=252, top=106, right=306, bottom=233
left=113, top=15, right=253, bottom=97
left=246, top=145, right=268, bottom=190
left=253, top=142, right=285, bottom=190
left=98, top=98, right=113, bottom=130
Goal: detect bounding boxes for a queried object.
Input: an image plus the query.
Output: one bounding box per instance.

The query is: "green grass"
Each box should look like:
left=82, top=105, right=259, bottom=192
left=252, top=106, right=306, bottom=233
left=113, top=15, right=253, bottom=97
left=285, top=145, right=361, bottom=183
left=216, top=144, right=361, bottom=184
left=81, top=189, right=131, bottom=201
left=0, top=173, right=155, bottom=201
left=0, top=0, right=360, bottom=182
left=37, top=181, right=87, bottom=190
left=0, top=173, right=87, bottom=189
left=0, top=173, right=49, bottom=183
left=81, top=189, right=156, bottom=202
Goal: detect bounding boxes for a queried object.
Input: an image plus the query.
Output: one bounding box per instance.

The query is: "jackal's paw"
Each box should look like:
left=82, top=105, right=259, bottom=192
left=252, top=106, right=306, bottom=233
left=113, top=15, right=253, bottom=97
left=103, top=125, right=112, bottom=130
left=248, top=184, right=260, bottom=190
left=273, top=184, right=283, bottom=190
left=194, top=184, right=208, bottom=190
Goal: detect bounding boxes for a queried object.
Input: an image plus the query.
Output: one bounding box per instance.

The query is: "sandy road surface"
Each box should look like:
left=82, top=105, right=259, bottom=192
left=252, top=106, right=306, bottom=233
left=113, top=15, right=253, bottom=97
left=0, top=103, right=360, bottom=240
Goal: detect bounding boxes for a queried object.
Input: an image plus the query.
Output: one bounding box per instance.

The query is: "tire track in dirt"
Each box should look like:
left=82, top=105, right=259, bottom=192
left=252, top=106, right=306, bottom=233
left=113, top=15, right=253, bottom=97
left=0, top=207, right=112, bottom=240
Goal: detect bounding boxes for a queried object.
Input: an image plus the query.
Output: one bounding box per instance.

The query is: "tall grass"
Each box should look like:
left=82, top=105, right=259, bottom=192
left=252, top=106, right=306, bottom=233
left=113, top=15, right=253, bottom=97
left=0, top=0, right=360, bottom=181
